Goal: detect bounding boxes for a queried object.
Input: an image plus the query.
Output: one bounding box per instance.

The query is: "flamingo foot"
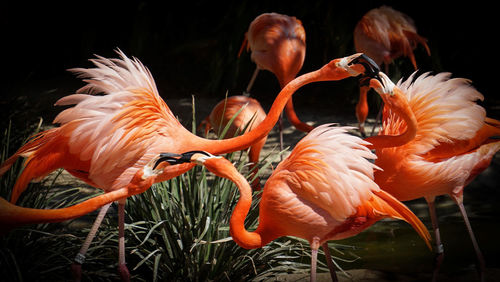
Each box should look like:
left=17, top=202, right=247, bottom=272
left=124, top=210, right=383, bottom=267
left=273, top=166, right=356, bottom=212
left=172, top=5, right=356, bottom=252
left=358, top=124, right=366, bottom=138
left=71, top=263, right=83, bottom=282
left=431, top=244, right=444, bottom=282
left=118, top=263, right=131, bottom=282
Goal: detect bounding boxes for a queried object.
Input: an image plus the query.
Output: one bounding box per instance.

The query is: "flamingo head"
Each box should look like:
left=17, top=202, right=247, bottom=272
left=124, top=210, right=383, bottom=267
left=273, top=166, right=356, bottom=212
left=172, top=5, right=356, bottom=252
left=153, top=151, right=238, bottom=180
left=320, top=53, right=380, bottom=81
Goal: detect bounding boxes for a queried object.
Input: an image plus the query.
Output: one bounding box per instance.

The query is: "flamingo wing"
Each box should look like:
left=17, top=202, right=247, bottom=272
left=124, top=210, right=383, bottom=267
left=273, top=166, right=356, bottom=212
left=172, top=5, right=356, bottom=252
left=270, top=124, right=380, bottom=221
left=382, top=72, right=486, bottom=156
left=52, top=50, right=182, bottom=190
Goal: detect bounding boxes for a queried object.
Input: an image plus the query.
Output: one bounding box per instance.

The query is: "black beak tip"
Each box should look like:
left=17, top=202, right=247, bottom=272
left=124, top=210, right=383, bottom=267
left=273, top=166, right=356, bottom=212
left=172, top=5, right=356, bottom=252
left=153, top=153, right=182, bottom=169
left=352, top=54, right=380, bottom=79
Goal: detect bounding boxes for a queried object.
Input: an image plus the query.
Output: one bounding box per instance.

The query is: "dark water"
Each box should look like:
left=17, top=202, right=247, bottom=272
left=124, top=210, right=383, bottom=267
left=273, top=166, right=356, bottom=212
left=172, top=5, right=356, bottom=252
left=331, top=154, right=500, bottom=279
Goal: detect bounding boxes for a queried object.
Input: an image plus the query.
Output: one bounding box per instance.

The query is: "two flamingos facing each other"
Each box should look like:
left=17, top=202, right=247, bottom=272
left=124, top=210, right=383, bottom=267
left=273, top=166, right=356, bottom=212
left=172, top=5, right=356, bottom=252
left=0, top=50, right=377, bottom=280
left=365, top=71, right=500, bottom=282
left=154, top=124, right=431, bottom=282
left=353, top=5, right=430, bottom=137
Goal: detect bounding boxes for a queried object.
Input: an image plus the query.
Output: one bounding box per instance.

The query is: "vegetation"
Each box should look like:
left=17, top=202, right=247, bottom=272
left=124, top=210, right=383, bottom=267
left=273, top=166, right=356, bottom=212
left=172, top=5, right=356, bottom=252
left=0, top=104, right=359, bottom=281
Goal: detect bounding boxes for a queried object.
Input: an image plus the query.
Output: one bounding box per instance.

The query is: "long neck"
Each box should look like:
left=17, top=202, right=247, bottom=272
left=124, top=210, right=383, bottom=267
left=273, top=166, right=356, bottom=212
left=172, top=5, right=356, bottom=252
left=0, top=188, right=129, bottom=231
left=191, top=69, right=323, bottom=154
left=364, top=93, right=417, bottom=149
left=204, top=158, right=264, bottom=249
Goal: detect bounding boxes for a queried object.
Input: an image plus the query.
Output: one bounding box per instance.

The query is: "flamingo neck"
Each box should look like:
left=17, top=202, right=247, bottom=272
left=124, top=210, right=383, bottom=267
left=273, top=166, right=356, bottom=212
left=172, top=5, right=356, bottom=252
left=203, top=158, right=264, bottom=249
left=202, top=69, right=322, bottom=155
left=0, top=188, right=129, bottom=228
left=364, top=99, right=417, bottom=149
left=229, top=171, right=264, bottom=249
left=356, top=85, right=369, bottom=124
left=284, top=98, right=314, bottom=133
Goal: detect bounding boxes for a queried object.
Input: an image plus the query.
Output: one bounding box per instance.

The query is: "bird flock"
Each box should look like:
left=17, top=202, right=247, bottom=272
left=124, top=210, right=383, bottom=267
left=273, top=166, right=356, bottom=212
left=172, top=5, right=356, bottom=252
left=1, top=6, right=498, bottom=282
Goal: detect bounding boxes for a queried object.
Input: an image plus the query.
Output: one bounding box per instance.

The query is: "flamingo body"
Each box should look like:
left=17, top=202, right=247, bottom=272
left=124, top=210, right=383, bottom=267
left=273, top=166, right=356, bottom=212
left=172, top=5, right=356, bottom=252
left=353, top=5, right=430, bottom=71
left=242, top=12, right=313, bottom=133
left=246, top=13, right=306, bottom=87
left=354, top=6, right=430, bottom=135
left=201, top=95, right=267, bottom=188
left=373, top=72, right=500, bottom=201
left=252, top=125, right=429, bottom=246
left=370, top=72, right=500, bottom=280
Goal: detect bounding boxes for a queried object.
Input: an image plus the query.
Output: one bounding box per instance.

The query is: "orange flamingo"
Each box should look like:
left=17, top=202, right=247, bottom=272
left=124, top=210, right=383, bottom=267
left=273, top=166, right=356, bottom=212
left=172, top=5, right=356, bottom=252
left=199, top=95, right=267, bottom=190
left=239, top=12, right=311, bottom=151
left=156, top=124, right=431, bottom=281
left=353, top=5, right=430, bottom=136
left=366, top=71, right=500, bottom=281
left=0, top=50, right=373, bottom=280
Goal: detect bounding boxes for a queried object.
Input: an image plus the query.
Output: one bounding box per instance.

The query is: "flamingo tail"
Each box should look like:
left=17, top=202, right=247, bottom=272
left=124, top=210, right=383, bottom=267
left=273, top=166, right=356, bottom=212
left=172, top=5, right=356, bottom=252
left=368, top=189, right=432, bottom=250
left=0, top=129, right=63, bottom=203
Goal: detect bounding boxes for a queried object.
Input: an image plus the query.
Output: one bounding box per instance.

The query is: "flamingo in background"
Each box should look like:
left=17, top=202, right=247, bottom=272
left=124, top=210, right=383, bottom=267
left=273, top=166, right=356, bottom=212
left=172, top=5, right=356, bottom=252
left=353, top=5, right=430, bottom=136
left=239, top=12, right=311, bottom=151
left=156, top=124, right=431, bottom=282
left=199, top=95, right=267, bottom=189
left=0, top=50, right=373, bottom=280
left=367, top=71, right=500, bottom=281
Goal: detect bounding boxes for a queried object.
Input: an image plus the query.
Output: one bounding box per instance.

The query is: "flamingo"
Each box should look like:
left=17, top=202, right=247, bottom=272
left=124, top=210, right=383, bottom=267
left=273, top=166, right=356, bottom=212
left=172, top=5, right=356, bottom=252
left=199, top=95, right=267, bottom=190
left=239, top=12, right=311, bottom=152
left=0, top=50, right=374, bottom=280
left=366, top=71, right=500, bottom=281
left=155, top=124, right=431, bottom=282
left=353, top=5, right=430, bottom=136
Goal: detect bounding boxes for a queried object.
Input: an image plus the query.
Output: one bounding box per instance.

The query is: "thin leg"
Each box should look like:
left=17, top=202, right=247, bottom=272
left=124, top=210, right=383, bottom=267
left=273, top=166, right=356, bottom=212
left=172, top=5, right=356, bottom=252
left=370, top=102, right=384, bottom=137
left=427, top=199, right=444, bottom=282
left=278, top=113, right=284, bottom=160
left=245, top=67, right=260, bottom=95
left=118, top=201, right=131, bottom=282
left=359, top=122, right=366, bottom=138
left=310, top=238, right=320, bottom=282
left=451, top=195, right=486, bottom=282
left=322, top=243, right=338, bottom=282
left=71, top=202, right=112, bottom=282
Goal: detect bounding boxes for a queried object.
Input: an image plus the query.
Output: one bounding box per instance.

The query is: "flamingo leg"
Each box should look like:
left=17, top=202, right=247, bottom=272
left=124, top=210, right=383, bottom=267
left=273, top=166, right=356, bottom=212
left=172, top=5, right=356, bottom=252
left=310, top=237, right=320, bottom=282
left=71, top=202, right=112, bottom=282
left=322, top=243, right=338, bottom=282
left=118, top=201, right=131, bottom=282
left=245, top=67, right=260, bottom=95
left=451, top=194, right=486, bottom=282
left=370, top=101, right=384, bottom=137
left=427, top=198, right=444, bottom=282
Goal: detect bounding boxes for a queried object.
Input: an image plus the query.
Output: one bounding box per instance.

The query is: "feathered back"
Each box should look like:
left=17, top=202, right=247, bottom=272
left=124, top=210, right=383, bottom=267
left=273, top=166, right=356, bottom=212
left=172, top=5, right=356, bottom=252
left=48, top=50, right=180, bottom=189
left=206, top=95, right=266, bottom=138
left=354, top=5, right=429, bottom=69
left=270, top=124, right=380, bottom=221
left=382, top=72, right=485, bottom=155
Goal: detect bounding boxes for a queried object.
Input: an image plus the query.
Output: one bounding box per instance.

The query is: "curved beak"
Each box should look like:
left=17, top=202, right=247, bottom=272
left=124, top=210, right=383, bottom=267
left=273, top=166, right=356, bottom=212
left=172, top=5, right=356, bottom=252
left=351, top=53, right=380, bottom=79
left=153, top=150, right=220, bottom=168
left=368, top=72, right=395, bottom=97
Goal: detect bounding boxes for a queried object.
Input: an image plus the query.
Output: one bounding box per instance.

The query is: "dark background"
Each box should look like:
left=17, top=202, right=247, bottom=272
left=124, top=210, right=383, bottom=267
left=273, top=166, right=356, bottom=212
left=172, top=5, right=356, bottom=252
left=1, top=1, right=497, bottom=132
